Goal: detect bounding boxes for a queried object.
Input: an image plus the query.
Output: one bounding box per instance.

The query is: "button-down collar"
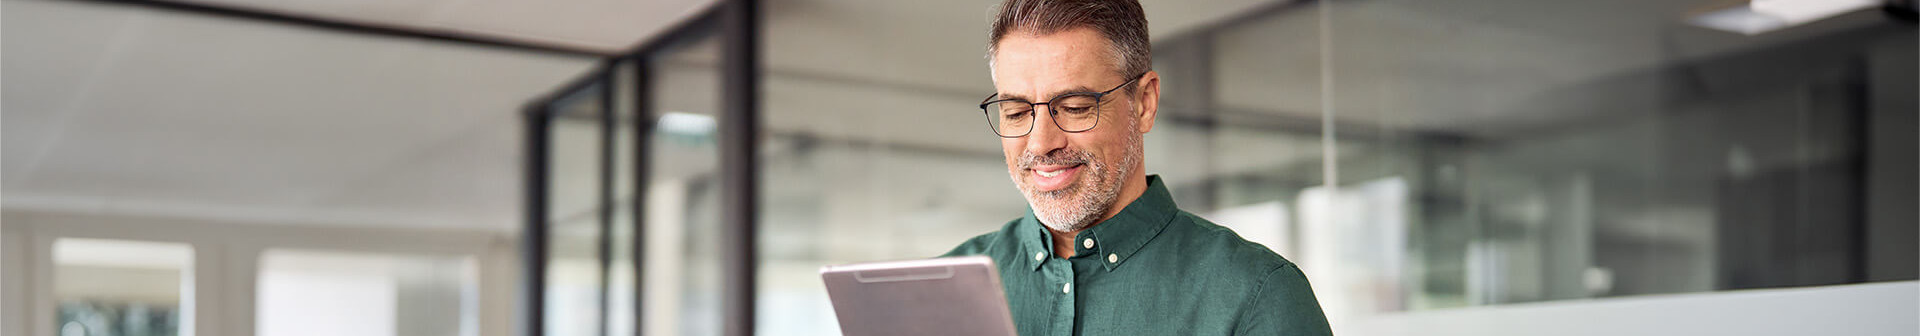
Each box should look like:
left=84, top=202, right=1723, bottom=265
left=1020, top=175, right=1179, bottom=271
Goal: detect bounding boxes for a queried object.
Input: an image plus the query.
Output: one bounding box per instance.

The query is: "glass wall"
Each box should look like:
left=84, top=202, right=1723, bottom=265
left=640, top=31, right=725, bottom=336
left=745, top=0, right=1914, bottom=333
left=544, top=78, right=608, bottom=336
left=528, top=0, right=1915, bottom=335
left=1303, top=0, right=1917, bottom=324
left=526, top=14, right=729, bottom=336
left=606, top=58, right=640, bottom=336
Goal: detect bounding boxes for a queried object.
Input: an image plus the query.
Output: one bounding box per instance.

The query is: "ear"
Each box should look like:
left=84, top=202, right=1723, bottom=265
left=1135, top=70, right=1161, bottom=134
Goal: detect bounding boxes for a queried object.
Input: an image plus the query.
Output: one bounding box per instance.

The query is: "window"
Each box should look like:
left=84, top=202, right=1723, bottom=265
left=256, top=249, right=477, bottom=336
left=53, top=238, right=193, bottom=336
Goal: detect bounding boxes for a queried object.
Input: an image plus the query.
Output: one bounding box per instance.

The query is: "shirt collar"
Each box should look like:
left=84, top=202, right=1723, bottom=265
left=1020, top=175, right=1179, bottom=272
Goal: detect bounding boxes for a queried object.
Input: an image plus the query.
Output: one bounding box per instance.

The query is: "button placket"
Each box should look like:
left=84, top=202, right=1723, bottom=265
left=1043, top=254, right=1077, bottom=336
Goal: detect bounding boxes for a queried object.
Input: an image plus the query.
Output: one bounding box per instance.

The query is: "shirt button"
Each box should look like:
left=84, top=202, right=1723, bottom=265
left=1062, top=283, right=1072, bottom=294
left=1083, top=238, right=1095, bottom=249
left=1108, top=254, right=1118, bottom=263
left=1034, top=251, right=1045, bottom=261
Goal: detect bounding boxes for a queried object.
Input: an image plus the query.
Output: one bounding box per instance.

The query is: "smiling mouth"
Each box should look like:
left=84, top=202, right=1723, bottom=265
left=1037, top=167, right=1069, bottom=177
left=1033, top=163, right=1082, bottom=176
left=1027, top=163, right=1086, bottom=192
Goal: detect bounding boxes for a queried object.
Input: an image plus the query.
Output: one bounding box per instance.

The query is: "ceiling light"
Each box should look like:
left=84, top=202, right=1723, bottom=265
left=1689, top=0, right=1879, bottom=35
left=659, top=112, right=716, bottom=137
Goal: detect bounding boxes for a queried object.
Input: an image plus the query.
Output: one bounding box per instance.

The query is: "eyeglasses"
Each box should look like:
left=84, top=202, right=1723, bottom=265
left=979, top=73, right=1144, bottom=138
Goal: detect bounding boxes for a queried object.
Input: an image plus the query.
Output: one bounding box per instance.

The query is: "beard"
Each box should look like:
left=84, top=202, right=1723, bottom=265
left=1010, top=119, right=1144, bottom=233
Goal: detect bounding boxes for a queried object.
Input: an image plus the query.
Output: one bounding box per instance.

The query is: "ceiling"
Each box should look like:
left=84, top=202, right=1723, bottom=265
left=0, top=0, right=1280, bottom=232
left=1, top=0, right=604, bottom=231
left=169, top=0, right=717, bottom=54
left=6, top=0, right=1866, bottom=233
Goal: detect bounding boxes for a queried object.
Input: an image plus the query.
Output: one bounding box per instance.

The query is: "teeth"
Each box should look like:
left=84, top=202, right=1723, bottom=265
left=1037, top=169, right=1062, bottom=177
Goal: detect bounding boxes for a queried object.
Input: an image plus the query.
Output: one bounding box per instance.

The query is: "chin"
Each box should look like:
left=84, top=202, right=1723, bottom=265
left=1020, top=180, right=1100, bottom=231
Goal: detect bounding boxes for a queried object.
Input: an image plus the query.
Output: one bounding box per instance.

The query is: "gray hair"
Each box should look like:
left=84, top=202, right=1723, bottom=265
left=987, top=0, right=1152, bottom=81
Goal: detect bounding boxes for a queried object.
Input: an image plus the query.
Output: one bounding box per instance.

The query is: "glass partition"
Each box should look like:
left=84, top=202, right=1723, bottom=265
left=526, top=1, right=1915, bottom=334
left=642, top=30, right=725, bottom=336
left=528, top=12, right=725, bottom=336
left=606, top=60, right=640, bottom=336
left=1309, top=0, right=1917, bottom=322
left=744, top=1, right=1916, bottom=332
left=544, top=79, right=607, bottom=336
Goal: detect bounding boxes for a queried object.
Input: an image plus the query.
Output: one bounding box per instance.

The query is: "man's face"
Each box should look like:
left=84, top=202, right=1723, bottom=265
left=991, top=27, right=1156, bottom=232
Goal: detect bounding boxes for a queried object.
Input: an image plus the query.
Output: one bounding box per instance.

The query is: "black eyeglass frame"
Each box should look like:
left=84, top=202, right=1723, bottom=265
left=978, top=73, right=1146, bottom=138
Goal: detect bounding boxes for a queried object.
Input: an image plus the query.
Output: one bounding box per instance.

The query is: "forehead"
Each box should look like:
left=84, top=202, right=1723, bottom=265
left=990, top=28, right=1116, bottom=98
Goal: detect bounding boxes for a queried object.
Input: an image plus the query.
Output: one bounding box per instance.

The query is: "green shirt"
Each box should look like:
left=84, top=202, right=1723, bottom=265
left=944, top=175, right=1333, bottom=336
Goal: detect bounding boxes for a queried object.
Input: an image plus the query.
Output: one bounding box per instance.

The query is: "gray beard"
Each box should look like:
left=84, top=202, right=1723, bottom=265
left=1028, top=160, right=1128, bottom=232
left=1015, top=128, right=1144, bottom=233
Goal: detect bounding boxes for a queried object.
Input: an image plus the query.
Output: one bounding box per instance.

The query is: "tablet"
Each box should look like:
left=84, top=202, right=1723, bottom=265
left=820, top=256, right=1018, bottom=336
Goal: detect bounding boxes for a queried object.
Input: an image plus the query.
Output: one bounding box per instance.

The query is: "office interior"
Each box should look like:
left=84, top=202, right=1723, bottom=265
left=2, top=0, right=1916, bottom=335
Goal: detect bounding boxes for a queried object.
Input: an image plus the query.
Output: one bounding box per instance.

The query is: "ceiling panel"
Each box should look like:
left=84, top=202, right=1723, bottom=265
left=2, top=0, right=597, bottom=230
left=171, top=0, right=717, bottom=53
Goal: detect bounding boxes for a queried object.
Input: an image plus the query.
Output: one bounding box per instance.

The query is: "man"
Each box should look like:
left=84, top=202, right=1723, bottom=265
left=942, top=0, right=1334, bottom=335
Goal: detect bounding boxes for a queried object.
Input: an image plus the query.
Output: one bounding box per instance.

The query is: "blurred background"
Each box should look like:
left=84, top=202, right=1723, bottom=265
left=3, top=0, right=1915, bottom=336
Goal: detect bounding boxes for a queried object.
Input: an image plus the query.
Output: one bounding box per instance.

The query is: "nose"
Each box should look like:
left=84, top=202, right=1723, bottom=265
left=1024, top=105, right=1068, bottom=157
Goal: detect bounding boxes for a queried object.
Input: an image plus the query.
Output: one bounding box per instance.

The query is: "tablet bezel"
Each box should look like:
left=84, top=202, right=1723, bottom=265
left=819, top=256, right=1018, bottom=336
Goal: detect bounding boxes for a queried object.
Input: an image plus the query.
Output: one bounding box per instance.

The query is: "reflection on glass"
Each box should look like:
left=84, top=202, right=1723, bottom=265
left=255, top=250, right=476, bottom=336
left=53, top=238, right=193, bottom=336
left=1295, top=1, right=1913, bottom=328
left=607, top=59, right=639, bottom=336
left=546, top=80, right=606, bottom=336
left=644, top=34, right=724, bottom=336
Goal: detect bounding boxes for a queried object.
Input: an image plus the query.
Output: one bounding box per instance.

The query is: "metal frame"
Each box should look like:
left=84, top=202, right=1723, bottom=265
left=518, top=100, right=551, bottom=336
left=626, top=54, right=654, bottom=336
left=520, top=2, right=743, bottom=336
left=717, top=1, right=762, bottom=335
left=594, top=66, right=618, bottom=336
left=523, top=64, right=616, bottom=336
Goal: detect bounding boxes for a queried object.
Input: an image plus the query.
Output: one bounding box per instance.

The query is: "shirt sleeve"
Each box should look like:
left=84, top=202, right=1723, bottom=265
left=940, top=233, right=993, bottom=258
left=1235, top=263, right=1334, bottom=336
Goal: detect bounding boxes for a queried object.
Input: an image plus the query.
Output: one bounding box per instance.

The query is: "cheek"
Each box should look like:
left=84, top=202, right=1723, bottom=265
left=1002, top=138, right=1025, bottom=165
left=1069, top=131, right=1124, bottom=157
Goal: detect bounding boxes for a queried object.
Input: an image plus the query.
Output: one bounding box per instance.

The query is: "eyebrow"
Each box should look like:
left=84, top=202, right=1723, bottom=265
left=995, top=85, right=1100, bottom=102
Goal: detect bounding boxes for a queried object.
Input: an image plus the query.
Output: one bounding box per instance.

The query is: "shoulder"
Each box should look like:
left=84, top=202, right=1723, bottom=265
left=1234, top=261, right=1332, bottom=335
left=941, top=217, right=1025, bottom=257
left=1169, top=211, right=1296, bottom=272
left=1168, top=211, right=1331, bottom=334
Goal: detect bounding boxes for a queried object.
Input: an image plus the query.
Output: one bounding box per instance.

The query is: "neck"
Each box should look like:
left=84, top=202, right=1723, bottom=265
left=1048, top=171, right=1150, bottom=258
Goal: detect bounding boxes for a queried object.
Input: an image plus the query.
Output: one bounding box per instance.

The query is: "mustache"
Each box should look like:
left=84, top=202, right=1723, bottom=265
left=1017, top=149, right=1091, bottom=170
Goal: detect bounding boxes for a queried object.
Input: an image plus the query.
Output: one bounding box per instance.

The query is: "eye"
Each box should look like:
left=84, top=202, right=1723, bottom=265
left=1054, top=95, right=1100, bottom=115
left=1002, top=110, right=1030, bottom=120
left=1057, top=105, right=1095, bottom=115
